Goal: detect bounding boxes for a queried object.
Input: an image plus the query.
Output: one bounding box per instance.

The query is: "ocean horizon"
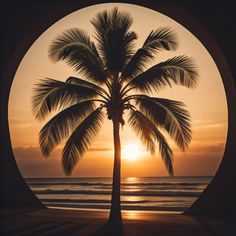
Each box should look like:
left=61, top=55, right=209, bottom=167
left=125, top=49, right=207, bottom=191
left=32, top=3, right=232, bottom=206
left=26, top=176, right=212, bottom=212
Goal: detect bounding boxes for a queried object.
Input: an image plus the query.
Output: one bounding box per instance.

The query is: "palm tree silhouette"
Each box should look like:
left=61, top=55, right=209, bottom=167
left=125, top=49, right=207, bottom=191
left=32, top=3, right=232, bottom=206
left=32, top=8, right=198, bottom=225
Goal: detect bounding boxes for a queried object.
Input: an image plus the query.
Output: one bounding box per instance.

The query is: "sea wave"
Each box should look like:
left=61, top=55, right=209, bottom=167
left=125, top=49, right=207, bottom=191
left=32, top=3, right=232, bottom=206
left=92, top=186, right=204, bottom=191
left=28, top=182, right=206, bottom=187
left=43, top=202, right=186, bottom=211
left=34, top=189, right=200, bottom=197
left=39, top=198, right=187, bottom=204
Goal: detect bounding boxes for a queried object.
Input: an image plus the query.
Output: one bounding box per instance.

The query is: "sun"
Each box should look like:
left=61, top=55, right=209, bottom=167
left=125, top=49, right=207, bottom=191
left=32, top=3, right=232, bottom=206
left=122, top=144, right=142, bottom=161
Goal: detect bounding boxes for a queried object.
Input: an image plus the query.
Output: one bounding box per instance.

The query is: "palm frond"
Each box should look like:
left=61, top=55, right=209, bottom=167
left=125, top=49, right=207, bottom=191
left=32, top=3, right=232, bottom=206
left=66, top=76, right=102, bottom=90
left=134, top=95, right=191, bottom=151
left=48, top=28, right=107, bottom=84
left=32, top=78, right=99, bottom=120
left=122, top=27, right=178, bottom=80
left=128, top=109, right=156, bottom=155
left=128, top=109, right=173, bottom=175
left=129, top=56, right=199, bottom=93
left=66, top=76, right=109, bottom=99
left=91, top=7, right=137, bottom=73
left=154, top=127, right=173, bottom=175
left=62, top=108, right=104, bottom=175
left=39, top=100, right=96, bottom=157
left=143, top=27, right=178, bottom=52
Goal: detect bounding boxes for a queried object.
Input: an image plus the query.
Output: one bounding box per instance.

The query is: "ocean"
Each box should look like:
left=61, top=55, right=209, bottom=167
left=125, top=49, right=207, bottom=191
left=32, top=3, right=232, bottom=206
left=26, top=176, right=212, bottom=212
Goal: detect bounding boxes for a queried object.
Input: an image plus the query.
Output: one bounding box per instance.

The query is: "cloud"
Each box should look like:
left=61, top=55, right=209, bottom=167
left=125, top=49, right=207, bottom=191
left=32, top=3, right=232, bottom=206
left=12, top=145, right=112, bottom=159
left=13, top=146, right=60, bottom=158
left=9, top=117, right=35, bottom=128
left=174, top=142, right=225, bottom=159
left=13, top=147, right=41, bottom=158
left=88, top=147, right=112, bottom=152
left=193, top=120, right=227, bottom=130
left=200, top=143, right=226, bottom=153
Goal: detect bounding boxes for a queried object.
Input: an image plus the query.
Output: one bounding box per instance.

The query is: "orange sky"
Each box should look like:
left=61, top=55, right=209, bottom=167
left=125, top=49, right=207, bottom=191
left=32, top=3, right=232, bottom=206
left=9, top=3, right=227, bottom=178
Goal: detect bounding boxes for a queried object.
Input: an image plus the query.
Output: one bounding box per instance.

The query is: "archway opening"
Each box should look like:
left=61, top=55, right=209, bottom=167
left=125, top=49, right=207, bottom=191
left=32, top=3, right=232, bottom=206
left=8, top=3, right=228, bottom=214
left=1, top=1, right=236, bottom=221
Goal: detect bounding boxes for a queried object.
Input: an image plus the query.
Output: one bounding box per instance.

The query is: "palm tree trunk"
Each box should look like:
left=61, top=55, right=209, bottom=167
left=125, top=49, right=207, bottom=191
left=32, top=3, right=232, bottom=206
left=109, top=118, right=122, bottom=224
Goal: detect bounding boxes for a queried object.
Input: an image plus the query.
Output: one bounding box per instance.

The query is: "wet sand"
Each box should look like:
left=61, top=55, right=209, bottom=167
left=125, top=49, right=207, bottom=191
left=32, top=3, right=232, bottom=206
left=1, top=207, right=235, bottom=236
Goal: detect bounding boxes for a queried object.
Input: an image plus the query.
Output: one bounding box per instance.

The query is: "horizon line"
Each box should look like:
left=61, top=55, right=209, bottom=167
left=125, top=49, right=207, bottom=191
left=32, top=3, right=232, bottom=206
left=25, top=175, right=214, bottom=179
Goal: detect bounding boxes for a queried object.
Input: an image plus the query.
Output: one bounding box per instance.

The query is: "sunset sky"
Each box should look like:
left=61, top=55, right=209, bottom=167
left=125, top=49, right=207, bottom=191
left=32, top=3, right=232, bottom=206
left=9, top=3, right=227, bottom=178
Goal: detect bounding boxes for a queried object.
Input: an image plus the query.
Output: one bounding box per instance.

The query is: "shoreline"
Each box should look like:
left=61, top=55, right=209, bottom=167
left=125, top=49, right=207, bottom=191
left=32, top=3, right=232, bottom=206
left=46, top=204, right=184, bottom=213
left=1, top=207, right=235, bottom=235
left=49, top=206, right=182, bottom=214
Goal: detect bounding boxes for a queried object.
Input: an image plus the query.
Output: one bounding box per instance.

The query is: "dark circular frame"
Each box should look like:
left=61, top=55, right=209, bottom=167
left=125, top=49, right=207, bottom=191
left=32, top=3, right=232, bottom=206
left=1, top=0, right=236, bottom=220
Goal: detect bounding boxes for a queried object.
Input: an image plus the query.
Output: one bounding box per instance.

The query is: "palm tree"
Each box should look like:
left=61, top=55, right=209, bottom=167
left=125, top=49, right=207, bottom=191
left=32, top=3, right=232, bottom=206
left=32, top=8, right=198, bottom=225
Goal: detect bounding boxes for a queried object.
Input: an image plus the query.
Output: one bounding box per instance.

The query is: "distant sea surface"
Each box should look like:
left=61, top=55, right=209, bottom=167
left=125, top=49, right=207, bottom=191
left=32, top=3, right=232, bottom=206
left=27, top=176, right=212, bottom=212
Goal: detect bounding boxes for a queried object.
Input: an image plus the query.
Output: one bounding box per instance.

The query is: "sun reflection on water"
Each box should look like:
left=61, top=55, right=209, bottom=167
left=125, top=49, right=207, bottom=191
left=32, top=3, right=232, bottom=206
left=125, top=177, right=139, bottom=183
left=123, top=210, right=142, bottom=220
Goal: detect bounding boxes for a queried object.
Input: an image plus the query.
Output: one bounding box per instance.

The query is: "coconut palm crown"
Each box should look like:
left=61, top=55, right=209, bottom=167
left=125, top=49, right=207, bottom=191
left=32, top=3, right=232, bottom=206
left=32, top=8, right=198, bottom=223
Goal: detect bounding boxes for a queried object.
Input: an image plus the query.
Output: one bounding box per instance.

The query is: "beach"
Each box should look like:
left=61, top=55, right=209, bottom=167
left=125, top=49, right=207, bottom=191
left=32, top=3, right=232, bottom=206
left=2, top=177, right=234, bottom=235
left=1, top=207, right=235, bottom=236
left=26, top=176, right=210, bottom=212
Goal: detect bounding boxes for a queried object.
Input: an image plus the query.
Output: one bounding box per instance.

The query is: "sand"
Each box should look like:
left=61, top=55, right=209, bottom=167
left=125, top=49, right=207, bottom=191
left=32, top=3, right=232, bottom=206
left=1, top=207, right=235, bottom=236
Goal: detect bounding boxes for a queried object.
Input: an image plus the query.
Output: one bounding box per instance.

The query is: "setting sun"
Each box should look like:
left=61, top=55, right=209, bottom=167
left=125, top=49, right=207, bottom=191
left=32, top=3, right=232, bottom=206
left=122, top=144, right=142, bottom=161
left=9, top=3, right=227, bottom=178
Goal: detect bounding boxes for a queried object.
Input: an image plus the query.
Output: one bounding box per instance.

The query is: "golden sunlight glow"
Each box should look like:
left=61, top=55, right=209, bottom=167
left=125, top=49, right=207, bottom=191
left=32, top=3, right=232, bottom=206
left=122, top=144, right=142, bottom=161
left=9, top=3, right=227, bottom=177
left=126, top=177, right=139, bottom=183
